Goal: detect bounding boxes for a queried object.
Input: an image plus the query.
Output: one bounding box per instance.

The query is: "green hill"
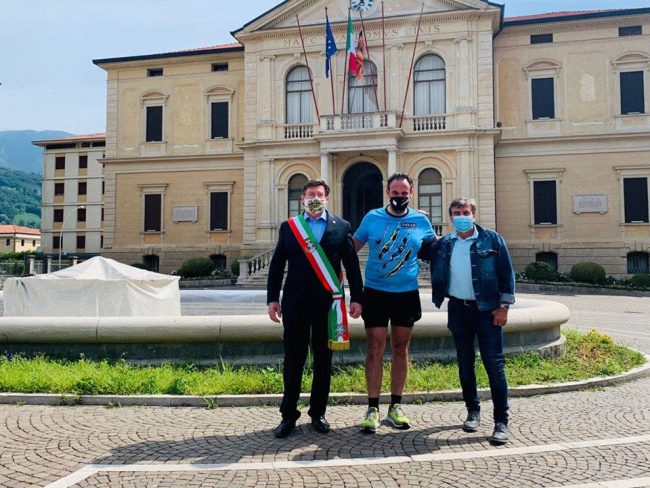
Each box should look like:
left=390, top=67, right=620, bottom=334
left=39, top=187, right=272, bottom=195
left=0, top=167, right=41, bottom=228
left=0, top=130, right=72, bottom=174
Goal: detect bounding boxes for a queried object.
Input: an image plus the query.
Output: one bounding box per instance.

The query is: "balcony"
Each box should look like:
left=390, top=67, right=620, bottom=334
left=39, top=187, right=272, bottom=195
left=279, top=123, right=316, bottom=140
left=409, top=114, right=450, bottom=132
left=321, top=111, right=397, bottom=132
left=274, top=112, right=455, bottom=142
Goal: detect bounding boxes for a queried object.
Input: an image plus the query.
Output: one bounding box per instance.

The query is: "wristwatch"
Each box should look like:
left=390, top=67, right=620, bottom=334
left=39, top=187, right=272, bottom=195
left=499, top=303, right=510, bottom=310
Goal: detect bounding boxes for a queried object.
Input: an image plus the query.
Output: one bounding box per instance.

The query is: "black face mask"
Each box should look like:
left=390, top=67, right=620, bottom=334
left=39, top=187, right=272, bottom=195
left=389, top=196, right=409, bottom=213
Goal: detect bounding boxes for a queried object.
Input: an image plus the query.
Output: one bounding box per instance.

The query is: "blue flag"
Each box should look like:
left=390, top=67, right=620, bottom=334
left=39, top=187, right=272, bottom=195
left=325, top=13, right=337, bottom=78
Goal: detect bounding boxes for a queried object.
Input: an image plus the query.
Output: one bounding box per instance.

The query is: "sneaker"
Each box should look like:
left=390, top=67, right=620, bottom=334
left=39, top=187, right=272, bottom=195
left=359, top=407, right=381, bottom=433
left=488, top=422, right=509, bottom=445
left=462, top=411, right=481, bottom=433
left=384, top=403, right=411, bottom=430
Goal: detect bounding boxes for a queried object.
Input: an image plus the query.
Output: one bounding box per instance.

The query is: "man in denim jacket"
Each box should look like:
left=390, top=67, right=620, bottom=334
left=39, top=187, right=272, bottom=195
left=420, top=197, right=515, bottom=444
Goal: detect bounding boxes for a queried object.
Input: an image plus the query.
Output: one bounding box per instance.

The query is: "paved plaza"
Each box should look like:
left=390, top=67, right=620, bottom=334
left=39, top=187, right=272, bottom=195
left=0, top=292, right=649, bottom=487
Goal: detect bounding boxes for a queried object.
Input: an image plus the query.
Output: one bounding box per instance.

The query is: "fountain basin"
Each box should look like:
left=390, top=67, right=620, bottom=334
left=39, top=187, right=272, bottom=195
left=0, top=298, right=569, bottom=365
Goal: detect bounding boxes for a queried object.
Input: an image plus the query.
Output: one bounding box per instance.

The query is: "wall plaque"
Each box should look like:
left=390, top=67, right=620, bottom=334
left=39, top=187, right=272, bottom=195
left=173, top=205, right=198, bottom=222
left=573, top=195, right=608, bottom=214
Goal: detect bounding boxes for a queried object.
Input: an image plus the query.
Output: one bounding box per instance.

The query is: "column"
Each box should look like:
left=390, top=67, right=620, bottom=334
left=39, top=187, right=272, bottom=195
left=320, top=152, right=330, bottom=181
left=388, top=148, right=397, bottom=176
left=256, top=158, right=275, bottom=245
left=455, top=38, right=473, bottom=111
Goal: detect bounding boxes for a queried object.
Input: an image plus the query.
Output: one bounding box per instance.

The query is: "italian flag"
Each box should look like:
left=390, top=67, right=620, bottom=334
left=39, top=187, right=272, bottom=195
left=346, top=12, right=359, bottom=78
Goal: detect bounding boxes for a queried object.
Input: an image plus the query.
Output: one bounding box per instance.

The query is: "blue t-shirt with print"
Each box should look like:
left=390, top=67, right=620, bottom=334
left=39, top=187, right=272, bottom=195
left=354, top=208, right=436, bottom=293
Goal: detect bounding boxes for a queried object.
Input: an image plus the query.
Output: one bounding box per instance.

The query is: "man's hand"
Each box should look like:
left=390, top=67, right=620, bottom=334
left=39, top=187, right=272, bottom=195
left=268, top=301, right=282, bottom=323
left=349, top=301, right=362, bottom=319
left=491, top=307, right=508, bottom=327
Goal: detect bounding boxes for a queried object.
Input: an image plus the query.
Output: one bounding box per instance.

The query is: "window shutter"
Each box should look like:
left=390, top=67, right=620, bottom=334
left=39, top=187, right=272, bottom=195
left=146, top=106, right=163, bottom=142
left=532, top=78, right=555, bottom=119
left=211, top=102, right=229, bottom=139
left=533, top=180, right=557, bottom=225
left=621, top=71, right=645, bottom=115
left=144, top=194, right=162, bottom=231
left=624, top=178, right=649, bottom=223
left=210, top=192, right=228, bottom=230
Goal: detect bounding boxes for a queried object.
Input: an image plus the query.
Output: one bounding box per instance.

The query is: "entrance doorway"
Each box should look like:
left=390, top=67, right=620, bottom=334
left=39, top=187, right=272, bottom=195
left=343, top=162, right=383, bottom=230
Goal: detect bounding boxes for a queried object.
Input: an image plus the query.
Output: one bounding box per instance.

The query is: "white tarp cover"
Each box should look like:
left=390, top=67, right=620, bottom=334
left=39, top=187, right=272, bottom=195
left=3, top=257, right=180, bottom=317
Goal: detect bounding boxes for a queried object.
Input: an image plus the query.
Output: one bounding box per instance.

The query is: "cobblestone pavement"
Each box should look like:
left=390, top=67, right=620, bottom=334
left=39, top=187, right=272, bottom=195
left=0, top=293, right=649, bottom=487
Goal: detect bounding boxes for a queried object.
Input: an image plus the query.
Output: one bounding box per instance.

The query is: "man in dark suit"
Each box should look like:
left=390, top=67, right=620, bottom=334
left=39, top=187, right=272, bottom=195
left=267, top=179, right=363, bottom=438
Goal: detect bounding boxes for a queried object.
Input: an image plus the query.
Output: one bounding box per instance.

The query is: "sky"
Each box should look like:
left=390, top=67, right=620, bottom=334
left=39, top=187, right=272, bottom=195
left=1, top=0, right=649, bottom=134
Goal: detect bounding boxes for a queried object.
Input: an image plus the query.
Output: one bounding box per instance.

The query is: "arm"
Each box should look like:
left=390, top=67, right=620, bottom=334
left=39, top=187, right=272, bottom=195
left=266, top=223, right=288, bottom=322
left=495, top=232, right=515, bottom=305
left=418, top=236, right=439, bottom=260
left=342, top=222, right=364, bottom=318
left=353, top=237, right=365, bottom=252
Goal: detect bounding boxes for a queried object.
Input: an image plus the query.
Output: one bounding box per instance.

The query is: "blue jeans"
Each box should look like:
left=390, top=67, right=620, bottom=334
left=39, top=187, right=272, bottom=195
left=447, top=298, right=509, bottom=424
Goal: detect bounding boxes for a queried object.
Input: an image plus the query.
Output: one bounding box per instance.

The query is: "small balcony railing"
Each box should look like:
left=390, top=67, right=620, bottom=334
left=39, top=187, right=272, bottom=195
left=321, top=111, right=397, bottom=132
left=282, top=123, right=316, bottom=139
left=410, top=114, right=449, bottom=132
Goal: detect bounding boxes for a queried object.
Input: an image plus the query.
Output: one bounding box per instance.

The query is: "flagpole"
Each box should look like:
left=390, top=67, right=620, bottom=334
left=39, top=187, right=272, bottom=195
left=329, top=60, right=336, bottom=115
left=296, top=15, right=320, bottom=120
left=399, top=3, right=425, bottom=129
left=381, top=1, right=387, bottom=111
left=326, top=7, right=337, bottom=115
left=341, top=8, right=351, bottom=115
left=359, top=11, right=380, bottom=112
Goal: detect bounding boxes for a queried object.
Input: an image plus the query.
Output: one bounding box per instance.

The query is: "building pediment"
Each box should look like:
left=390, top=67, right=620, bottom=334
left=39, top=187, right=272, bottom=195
left=234, top=0, right=495, bottom=36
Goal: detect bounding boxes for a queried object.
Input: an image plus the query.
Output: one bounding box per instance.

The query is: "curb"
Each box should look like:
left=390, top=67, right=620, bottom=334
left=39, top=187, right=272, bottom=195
left=1, top=355, right=648, bottom=409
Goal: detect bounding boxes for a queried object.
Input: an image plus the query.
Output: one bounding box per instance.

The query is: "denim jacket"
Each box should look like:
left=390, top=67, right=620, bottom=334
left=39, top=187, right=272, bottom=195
left=419, top=224, right=515, bottom=311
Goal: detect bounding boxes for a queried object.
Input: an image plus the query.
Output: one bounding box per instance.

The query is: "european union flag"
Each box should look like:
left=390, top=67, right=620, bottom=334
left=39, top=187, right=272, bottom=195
left=325, top=14, right=338, bottom=78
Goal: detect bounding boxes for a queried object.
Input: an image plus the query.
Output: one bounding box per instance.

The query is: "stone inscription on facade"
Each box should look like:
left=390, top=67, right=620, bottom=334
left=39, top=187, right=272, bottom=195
left=172, top=206, right=199, bottom=222
left=573, top=194, right=608, bottom=214
left=282, top=25, right=441, bottom=48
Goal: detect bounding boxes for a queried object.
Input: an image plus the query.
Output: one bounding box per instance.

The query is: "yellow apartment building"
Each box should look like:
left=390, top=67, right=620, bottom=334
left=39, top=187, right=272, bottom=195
left=34, top=133, right=106, bottom=258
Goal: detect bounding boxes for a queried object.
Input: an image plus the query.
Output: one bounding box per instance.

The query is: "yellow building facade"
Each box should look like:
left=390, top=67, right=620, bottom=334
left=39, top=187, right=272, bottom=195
left=93, top=0, right=650, bottom=277
left=0, top=225, right=41, bottom=253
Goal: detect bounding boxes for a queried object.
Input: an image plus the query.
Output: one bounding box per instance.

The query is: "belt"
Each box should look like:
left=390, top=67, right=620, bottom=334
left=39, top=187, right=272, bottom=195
left=450, top=296, right=477, bottom=307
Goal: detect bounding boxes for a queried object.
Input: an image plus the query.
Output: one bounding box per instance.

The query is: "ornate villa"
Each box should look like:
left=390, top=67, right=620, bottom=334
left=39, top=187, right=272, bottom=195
left=86, top=0, right=650, bottom=278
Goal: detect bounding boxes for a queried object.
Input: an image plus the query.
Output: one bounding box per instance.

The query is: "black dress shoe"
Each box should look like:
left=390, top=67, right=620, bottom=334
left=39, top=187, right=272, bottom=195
left=462, top=411, right=481, bottom=433
left=311, top=416, right=330, bottom=434
left=273, top=419, right=296, bottom=438
left=488, top=422, right=509, bottom=445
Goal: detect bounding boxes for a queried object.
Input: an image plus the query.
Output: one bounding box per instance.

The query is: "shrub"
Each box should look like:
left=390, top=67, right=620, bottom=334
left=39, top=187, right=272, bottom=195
left=570, top=262, right=606, bottom=285
left=230, top=259, right=240, bottom=276
left=210, top=268, right=233, bottom=280
left=630, top=273, right=650, bottom=289
left=524, top=262, right=558, bottom=282
left=178, top=257, right=216, bottom=278
left=130, top=263, right=147, bottom=269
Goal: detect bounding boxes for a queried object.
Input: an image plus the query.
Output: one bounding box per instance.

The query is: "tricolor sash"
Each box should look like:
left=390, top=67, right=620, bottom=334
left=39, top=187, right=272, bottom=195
left=287, top=214, right=350, bottom=351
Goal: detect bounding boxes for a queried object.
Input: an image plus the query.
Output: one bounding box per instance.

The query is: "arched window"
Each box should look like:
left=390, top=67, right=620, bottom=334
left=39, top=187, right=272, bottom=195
left=286, top=66, right=314, bottom=124
left=418, top=169, right=443, bottom=226
left=349, top=60, right=378, bottom=114
left=210, top=253, right=227, bottom=270
left=536, top=252, right=559, bottom=271
left=288, top=174, right=308, bottom=217
left=414, top=54, right=446, bottom=115
left=627, top=251, right=649, bottom=274
left=143, top=255, right=159, bottom=273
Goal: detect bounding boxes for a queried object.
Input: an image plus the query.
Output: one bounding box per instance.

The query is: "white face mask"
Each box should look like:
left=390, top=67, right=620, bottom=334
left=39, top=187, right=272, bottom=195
left=304, top=198, right=327, bottom=214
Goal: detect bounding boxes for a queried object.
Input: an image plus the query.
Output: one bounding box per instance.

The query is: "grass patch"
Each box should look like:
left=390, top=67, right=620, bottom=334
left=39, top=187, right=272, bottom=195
left=0, top=330, right=645, bottom=396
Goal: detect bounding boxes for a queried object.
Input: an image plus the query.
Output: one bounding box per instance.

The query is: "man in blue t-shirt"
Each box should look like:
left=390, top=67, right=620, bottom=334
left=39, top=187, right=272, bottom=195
left=353, top=173, right=436, bottom=432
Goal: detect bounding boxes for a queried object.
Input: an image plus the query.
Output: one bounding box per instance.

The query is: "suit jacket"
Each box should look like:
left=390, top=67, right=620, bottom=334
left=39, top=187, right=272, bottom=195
left=266, top=213, right=363, bottom=314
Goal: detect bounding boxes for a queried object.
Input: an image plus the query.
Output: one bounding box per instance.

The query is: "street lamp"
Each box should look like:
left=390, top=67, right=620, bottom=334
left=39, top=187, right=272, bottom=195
left=58, top=205, right=85, bottom=267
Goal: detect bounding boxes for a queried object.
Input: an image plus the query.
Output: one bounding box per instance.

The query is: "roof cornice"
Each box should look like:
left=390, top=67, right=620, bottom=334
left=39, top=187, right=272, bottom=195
left=93, top=45, right=244, bottom=67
